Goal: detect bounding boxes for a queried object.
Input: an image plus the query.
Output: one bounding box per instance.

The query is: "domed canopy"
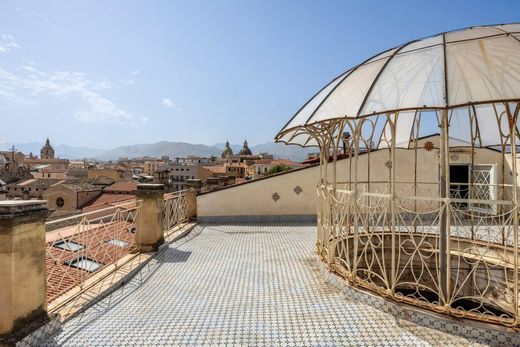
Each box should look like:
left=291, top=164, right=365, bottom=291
left=238, top=140, right=252, bottom=155
left=221, top=140, right=234, bottom=158
left=276, top=23, right=520, bottom=147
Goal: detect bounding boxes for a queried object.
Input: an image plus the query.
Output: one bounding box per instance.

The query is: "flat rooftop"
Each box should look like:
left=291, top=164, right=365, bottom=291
left=39, top=224, right=477, bottom=346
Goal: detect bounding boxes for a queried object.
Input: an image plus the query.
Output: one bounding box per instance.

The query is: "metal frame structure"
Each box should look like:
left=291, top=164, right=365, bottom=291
left=276, top=24, right=520, bottom=327
left=163, top=189, right=189, bottom=232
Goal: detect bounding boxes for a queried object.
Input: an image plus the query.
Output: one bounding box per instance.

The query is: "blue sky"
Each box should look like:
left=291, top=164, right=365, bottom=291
left=0, top=0, right=519, bottom=149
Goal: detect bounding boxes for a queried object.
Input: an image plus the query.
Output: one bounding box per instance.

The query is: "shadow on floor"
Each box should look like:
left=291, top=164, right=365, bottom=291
left=41, top=228, right=203, bottom=345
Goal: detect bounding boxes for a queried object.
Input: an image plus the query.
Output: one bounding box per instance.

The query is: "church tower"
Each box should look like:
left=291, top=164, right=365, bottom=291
left=40, top=138, right=55, bottom=160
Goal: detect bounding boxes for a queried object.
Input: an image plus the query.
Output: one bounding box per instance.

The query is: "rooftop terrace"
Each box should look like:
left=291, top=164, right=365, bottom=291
left=35, top=224, right=479, bottom=346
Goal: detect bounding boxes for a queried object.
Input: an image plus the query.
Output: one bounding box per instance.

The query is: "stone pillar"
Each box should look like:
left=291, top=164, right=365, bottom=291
left=134, top=184, right=165, bottom=252
left=187, top=188, right=197, bottom=220
left=0, top=201, right=48, bottom=337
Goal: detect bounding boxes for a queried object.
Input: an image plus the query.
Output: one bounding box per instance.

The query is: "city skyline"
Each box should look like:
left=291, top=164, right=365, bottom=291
left=0, top=0, right=519, bottom=148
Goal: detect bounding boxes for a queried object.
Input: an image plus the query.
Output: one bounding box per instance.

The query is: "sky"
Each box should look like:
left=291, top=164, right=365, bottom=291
left=0, top=0, right=519, bottom=149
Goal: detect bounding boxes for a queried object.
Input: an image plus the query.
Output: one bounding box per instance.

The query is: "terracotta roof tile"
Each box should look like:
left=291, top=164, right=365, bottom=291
left=104, top=181, right=137, bottom=192
left=46, top=220, right=136, bottom=302
left=82, top=193, right=136, bottom=211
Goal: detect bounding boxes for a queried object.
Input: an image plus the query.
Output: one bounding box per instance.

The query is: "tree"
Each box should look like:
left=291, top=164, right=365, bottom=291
left=268, top=164, right=290, bottom=175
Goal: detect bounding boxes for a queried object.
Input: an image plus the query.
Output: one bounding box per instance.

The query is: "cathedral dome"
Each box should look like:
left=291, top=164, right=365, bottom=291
left=221, top=141, right=234, bottom=158
left=238, top=140, right=252, bottom=156
left=40, top=138, right=55, bottom=160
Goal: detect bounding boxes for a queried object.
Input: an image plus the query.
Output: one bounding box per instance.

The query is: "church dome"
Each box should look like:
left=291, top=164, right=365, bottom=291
left=221, top=141, right=234, bottom=158
left=238, top=140, right=252, bottom=156
left=40, top=138, right=55, bottom=160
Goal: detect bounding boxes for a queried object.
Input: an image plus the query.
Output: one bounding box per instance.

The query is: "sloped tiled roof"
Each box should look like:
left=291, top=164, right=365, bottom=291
left=9, top=178, right=65, bottom=188
left=81, top=193, right=136, bottom=211
left=103, top=181, right=137, bottom=192
left=85, top=176, right=115, bottom=186
left=62, top=182, right=102, bottom=192
left=46, top=220, right=136, bottom=302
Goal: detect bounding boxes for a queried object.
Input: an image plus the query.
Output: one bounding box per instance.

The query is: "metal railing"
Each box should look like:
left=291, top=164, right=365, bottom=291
left=163, top=190, right=189, bottom=232
left=45, top=200, right=142, bottom=303
left=318, top=182, right=519, bottom=327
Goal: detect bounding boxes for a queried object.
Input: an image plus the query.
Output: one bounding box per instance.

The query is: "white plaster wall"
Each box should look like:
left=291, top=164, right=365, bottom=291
left=197, top=164, right=321, bottom=216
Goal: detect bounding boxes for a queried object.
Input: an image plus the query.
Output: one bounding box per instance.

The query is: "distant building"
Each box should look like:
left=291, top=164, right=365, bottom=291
left=44, top=181, right=103, bottom=217
left=173, top=156, right=214, bottom=165
left=87, top=168, right=132, bottom=182
left=238, top=140, right=252, bottom=156
left=66, top=168, right=88, bottom=180
left=167, top=164, right=212, bottom=191
left=153, top=167, right=171, bottom=185
left=40, top=138, right=55, bottom=159
left=23, top=138, right=69, bottom=170
left=219, top=140, right=273, bottom=166
left=224, top=164, right=246, bottom=178
left=6, top=178, right=65, bottom=199
left=31, top=166, right=68, bottom=180
left=143, top=160, right=163, bottom=175
left=69, top=160, right=86, bottom=169
left=221, top=140, right=234, bottom=158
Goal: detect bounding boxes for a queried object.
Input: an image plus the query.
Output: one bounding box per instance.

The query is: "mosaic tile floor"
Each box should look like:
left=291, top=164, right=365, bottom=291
left=40, top=224, right=485, bottom=346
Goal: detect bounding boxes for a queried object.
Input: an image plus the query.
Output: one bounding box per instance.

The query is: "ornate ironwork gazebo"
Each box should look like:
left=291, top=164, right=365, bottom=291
left=276, top=23, right=520, bottom=327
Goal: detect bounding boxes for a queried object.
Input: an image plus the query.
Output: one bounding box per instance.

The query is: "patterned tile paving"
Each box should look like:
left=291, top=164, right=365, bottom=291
left=197, top=215, right=317, bottom=224
left=37, top=224, right=486, bottom=346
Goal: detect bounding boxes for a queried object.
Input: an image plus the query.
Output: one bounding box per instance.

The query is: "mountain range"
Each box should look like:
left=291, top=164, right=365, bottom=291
left=0, top=141, right=314, bottom=162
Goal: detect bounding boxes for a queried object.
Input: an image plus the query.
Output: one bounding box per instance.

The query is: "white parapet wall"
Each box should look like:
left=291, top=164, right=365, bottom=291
left=197, top=164, right=321, bottom=222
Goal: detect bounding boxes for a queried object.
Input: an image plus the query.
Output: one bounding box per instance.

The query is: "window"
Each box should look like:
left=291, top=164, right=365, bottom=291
left=65, top=257, right=102, bottom=272
left=56, top=197, right=65, bottom=208
left=108, top=239, right=129, bottom=247
left=53, top=240, right=85, bottom=252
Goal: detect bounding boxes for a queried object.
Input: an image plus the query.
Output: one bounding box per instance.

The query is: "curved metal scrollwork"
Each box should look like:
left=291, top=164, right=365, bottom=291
left=316, top=102, right=520, bottom=327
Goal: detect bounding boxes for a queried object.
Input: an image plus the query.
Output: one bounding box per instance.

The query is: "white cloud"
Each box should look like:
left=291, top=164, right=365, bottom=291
left=161, top=98, right=182, bottom=111
left=0, top=34, right=20, bottom=53
left=0, top=63, right=139, bottom=124
left=131, top=70, right=140, bottom=75
left=75, top=92, right=133, bottom=124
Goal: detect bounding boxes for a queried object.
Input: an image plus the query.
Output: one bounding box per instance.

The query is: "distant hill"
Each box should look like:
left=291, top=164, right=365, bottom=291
left=0, top=142, right=107, bottom=159
left=251, top=142, right=313, bottom=162
left=97, top=141, right=222, bottom=161
left=213, top=142, right=314, bottom=162
left=1, top=140, right=316, bottom=162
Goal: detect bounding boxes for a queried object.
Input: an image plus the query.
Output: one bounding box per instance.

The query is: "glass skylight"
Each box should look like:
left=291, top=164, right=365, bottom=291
left=53, top=240, right=85, bottom=252
left=108, top=239, right=129, bottom=247
left=65, top=257, right=102, bottom=272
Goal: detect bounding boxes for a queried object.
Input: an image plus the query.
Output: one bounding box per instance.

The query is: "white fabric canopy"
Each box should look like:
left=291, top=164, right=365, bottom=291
left=276, top=24, right=520, bottom=147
